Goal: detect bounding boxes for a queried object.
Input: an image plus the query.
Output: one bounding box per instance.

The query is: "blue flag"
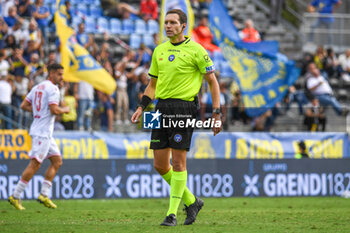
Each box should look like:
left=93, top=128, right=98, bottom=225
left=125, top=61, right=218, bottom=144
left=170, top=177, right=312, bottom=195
left=209, top=0, right=300, bottom=117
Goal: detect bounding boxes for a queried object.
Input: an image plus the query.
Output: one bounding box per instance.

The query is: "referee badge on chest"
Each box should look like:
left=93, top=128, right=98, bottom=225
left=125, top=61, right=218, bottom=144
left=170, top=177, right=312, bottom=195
left=168, top=54, right=175, bottom=62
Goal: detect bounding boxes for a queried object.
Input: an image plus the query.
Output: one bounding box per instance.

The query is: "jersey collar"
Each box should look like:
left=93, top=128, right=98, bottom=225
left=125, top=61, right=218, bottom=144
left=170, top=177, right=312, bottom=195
left=170, top=36, right=191, bottom=46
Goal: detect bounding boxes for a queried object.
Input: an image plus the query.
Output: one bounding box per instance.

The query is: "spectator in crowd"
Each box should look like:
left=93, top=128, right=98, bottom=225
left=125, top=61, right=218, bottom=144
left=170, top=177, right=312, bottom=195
left=200, top=88, right=226, bottom=122
left=230, top=82, right=249, bottom=124
left=264, top=103, right=281, bottom=131
left=8, top=20, right=28, bottom=48
left=4, top=35, right=19, bottom=56
left=300, top=53, right=314, bottom=76
left=18, top=0, right=34, bottom=18
left=303, top=96, right=326, bottom=131
left=191, top=0, right=212, bottom=10
left=295, top=141, right=309, bottom=159
left=75, top=81, right=94, bottom=131
left=324, top=47, right=339, bottom=79
left=114, top=58, right=130, bottom=125
left=96, top=42, right=112, bottom=74
left=59, top=0, right=73, bottom=26
left=1, top=0, right=16, bottom=17
left=140, top=0, right=158, bottom=21
left=193, top=16, right=220, bottom=52
left=308, top=0, right=342, bottom=44
left=306, top=62, right=348, bottom=116
left=47, top=50, right=59, bottom=65
left=285, top=85, right=309, bottom=115
left=103, top=0, right=139, bottom=19
left=4, top=6, right=24, bottom=28
left=150, top=33, right=159, bottom=51
left=137, top=71, right=149, bottom=100
left=24, top=19, right=44, bottom=59
left=270, top=0, right=285, bottom=25
left=9, top=46, right=28, bottom=77
left=219, top=81, right=229, bottom=130
left=135, top=43, right=152, bottom=66
left=25, top=53, right=47, bottom=85
left=62, top=86, right=77, bottom=130
left=0, top=73, right=14, bottom=129
left=238, top=19, right=261, bottom=43
left=76, top=22, right=98, bottom=56
left=338, top=49, right=350, bottom=82
left=0, top=50, right=10, bottom=77
left=252, top=109, right=272, bottom=131
left=97, top=91, right=114, bottom=132
left=13, top=73, right=31, bottom=128
left=0, top=18, right=9, bottom=49
left=313, top=45, right=326, bottom=77
left=32, top=0, right=50, bottom=43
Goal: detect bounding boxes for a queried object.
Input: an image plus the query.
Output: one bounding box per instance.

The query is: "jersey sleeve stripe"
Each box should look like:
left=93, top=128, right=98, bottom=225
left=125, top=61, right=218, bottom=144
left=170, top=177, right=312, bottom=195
left=25, top=97, right=32, bottom=103
left=148, top=73, right=158, bottom=79
left=49, top=102, right=58, bottom=105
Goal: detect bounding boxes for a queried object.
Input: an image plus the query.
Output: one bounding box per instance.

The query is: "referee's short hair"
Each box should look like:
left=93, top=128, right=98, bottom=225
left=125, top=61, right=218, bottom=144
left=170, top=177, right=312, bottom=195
left=166, top=9, right=187, bottom=24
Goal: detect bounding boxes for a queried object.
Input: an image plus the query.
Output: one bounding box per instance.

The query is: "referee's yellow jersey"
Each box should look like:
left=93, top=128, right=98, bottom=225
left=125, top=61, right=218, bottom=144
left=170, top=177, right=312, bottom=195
left=149, top=36, right=215, bottom=101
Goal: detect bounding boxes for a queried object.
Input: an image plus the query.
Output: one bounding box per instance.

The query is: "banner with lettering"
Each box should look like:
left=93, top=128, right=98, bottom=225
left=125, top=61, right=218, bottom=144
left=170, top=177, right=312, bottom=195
left=1, top=130, right=348, bottom=159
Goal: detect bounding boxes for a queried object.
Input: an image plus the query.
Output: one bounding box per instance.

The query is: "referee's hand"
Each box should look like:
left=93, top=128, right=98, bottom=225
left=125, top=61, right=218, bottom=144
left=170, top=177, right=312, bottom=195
left=212, top=114, right=222, bottom=136
left=131, top=107, right=143, bottom=123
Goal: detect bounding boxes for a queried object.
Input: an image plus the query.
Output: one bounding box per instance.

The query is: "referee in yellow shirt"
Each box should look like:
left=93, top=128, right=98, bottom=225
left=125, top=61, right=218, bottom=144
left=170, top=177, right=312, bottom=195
left=131, top=9, right=222, bottom=226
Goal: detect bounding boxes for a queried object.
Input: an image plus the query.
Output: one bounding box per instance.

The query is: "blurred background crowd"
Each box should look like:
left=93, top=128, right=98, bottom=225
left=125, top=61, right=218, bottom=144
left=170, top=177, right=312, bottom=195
left=0, top=0, right=349, bottom=133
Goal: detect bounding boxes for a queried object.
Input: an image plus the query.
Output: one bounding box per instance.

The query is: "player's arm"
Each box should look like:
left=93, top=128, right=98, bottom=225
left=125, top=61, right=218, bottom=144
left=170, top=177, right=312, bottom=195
left=50, top=104, right=70, bottom=115
left=20, top=99, right=32, bottom=112
left=204, top=72, right=222, bottom=136
left=131, top=78, right=157, bottom=123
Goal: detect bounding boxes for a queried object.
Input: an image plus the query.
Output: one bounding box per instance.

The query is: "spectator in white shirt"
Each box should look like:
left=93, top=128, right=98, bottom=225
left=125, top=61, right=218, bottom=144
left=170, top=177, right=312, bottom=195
left=306, top=62, right=348, bottom=116
left=338, top=49, right=350, bottom=82
left=0, top=74, right=14, bottom=129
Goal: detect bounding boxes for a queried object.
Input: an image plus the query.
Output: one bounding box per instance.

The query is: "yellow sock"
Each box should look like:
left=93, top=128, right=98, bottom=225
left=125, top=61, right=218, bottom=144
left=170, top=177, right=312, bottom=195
left=166, top=170, right=188, bottom=216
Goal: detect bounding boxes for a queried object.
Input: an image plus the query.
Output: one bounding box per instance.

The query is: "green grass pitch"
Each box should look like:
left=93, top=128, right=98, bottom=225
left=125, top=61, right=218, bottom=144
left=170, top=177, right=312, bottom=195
left=1, top=197, right=349, bottom=233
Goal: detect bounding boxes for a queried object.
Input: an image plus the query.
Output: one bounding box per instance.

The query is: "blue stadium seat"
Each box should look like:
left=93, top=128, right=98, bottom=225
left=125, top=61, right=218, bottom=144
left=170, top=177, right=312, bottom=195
left=84, top=17, right=96, bottom=33
left=220, top=61, right=234, bottom=78
left=77, top=4, right=88, bottom=16
left=135, top=19, right=147, bottom=34
left=72, top=16, right=82, bottom=30
left=122, top=19, right=134, bottom=34
left=71, top=0, right=80, bottom=5
left=92, top=0, right=101, bottom=5
left=109, top=18, right=122, bottom=34
left=97, top=17, right=109, bottom=33
left=89, top=5, right=103, bottom=17
left=44, top=0, right=54, bottom=5
left=129, top=34, right=141, bottom=49
left=147, top=19, right=159, bottom=35
left=143, top=34, right=155, bottom=48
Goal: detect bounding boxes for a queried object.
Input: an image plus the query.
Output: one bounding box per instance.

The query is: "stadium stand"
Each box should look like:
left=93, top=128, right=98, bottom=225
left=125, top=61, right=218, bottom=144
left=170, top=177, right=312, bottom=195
left=0, top=0, right=349, bottom=133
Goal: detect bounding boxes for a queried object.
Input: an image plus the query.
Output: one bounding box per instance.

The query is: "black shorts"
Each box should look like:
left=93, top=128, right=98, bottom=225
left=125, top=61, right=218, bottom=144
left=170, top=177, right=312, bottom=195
left=150, top=99, right=197, bottom=151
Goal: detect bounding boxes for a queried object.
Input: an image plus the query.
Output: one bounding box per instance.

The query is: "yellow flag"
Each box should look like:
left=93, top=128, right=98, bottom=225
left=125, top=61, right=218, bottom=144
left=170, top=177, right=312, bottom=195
left=159, top=0, right=194, bottom=43
left=54, top=0, right=116, bottom=95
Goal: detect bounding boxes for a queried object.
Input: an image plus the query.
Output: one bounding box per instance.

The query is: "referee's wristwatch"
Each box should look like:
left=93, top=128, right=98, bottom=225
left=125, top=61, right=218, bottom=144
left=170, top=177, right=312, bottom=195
left=213, top=108, right=221, bottom=115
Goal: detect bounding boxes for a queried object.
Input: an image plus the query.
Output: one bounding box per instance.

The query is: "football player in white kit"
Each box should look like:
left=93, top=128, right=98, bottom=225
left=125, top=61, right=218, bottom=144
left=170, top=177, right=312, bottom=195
left=9, top=63, right=70, bottom=210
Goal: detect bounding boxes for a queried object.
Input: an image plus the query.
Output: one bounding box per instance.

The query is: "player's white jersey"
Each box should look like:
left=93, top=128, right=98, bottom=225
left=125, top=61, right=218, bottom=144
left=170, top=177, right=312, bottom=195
left=25, top=80, right=60, bottom=138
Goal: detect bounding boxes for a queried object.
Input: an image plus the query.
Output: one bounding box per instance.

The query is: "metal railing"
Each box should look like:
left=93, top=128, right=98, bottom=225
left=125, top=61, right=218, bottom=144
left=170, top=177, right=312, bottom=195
left=0, top=104, right=32, bottom=129
left=302, top=13, right=350, bottom=48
